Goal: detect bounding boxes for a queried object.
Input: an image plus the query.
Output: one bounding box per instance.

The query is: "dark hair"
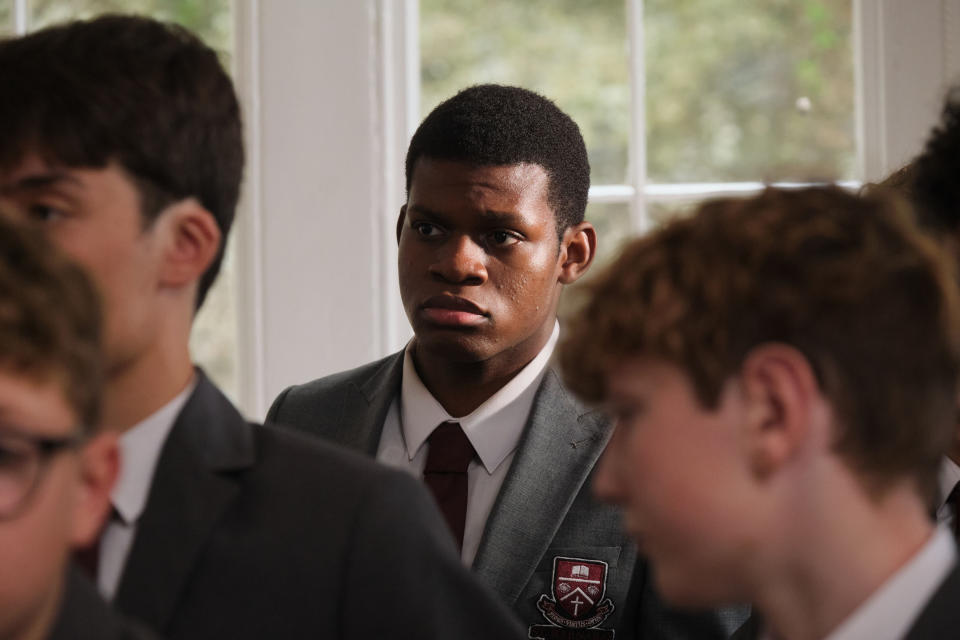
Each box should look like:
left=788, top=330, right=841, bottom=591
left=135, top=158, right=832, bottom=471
left=0, top=214, right=102, bottom=431
left=0, top=14, right=244, bottom=307
left=913, top=90, right=960, bottom=236
left=406, top=84, right=590, bottom=236
left=560, top=186, right=960, bottom=503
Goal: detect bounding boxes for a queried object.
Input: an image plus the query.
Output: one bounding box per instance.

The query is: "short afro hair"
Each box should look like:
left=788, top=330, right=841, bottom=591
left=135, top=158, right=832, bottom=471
left=913, top=89, right=960, bottom=236
left=405, top=84, right=590, bottom=235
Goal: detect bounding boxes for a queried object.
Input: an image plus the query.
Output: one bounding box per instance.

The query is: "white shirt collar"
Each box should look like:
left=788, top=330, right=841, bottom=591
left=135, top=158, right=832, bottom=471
left=822, top=526, right=956, bottom=640
left=400, top=321, right=559, bottom=474
left=938, top=457, right=960, bottom=509
left=111, top=377, right=197, bottom=525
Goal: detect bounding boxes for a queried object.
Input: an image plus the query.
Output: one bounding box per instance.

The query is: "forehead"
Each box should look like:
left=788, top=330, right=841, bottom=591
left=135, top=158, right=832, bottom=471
left=0, top=154, right=88, bottom=191
left=0, top=153, right=55, bottom=184
left=408, top=158, right=554, bottom=215
left=604, top=357, right=700, bottom=405
left=0, top=154, right=139, bottom=206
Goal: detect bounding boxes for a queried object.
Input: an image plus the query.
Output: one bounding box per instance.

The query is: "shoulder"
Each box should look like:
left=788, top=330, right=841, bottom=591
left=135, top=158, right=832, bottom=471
left=538, top=366, right=610, bottom=428
left=252, top=420, right=403, bottom=483
left=50, top=568, right=164, bottom=640
left=267, top=352, right=402, bottom=423
left=244, top=421, right=428, bottom=521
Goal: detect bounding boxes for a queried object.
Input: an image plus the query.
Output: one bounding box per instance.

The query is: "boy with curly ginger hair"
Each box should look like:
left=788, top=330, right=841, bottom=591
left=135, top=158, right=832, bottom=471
left=560, top=186, right=960, bottom=640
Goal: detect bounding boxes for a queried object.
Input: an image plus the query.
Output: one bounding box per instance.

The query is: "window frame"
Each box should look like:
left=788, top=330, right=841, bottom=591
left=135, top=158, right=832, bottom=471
left=8, top=1, right=951, bottom=419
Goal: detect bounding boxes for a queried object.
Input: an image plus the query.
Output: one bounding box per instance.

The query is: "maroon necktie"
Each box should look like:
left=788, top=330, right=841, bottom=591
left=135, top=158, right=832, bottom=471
left=423, top=422, right=475, bottom=550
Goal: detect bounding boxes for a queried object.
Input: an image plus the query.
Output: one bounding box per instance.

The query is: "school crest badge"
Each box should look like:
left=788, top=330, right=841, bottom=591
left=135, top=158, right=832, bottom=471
left=528, top=556, right=615, bottom=639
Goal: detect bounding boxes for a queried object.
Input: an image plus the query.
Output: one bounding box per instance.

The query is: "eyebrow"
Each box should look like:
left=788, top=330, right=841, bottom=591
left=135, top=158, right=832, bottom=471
left=1, top=171, right=83, bottom=195
left=407, top=204, right=527, bottom=227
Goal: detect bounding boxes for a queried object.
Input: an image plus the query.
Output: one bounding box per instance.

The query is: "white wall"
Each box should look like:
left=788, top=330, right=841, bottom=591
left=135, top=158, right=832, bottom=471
left=234, top=1, right=412, bottom=417
left=856, top=0, right=959, bottom=181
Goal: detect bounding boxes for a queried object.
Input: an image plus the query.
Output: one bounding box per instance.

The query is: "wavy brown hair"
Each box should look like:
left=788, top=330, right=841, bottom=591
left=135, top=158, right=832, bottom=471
left=559, top=186, right=960, bottom=501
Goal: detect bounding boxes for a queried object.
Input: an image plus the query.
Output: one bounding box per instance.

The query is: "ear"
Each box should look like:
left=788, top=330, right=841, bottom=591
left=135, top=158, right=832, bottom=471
left=396, top=205, right=408, bottom=245
left=558, top=221, right=597, bottom=284
left=739, top=344, right=821, bottom=480
left=70, top=431, right=120, bottom=548
left=158, top=199, right=221, bottom=290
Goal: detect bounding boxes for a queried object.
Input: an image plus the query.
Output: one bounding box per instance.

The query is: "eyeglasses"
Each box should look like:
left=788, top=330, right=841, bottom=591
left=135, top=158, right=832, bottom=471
left=0, top=428, right=85, bottom=521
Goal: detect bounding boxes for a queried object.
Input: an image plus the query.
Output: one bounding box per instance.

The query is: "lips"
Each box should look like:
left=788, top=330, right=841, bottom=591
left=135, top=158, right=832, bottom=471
left=419, top=295, right=489, bottom=327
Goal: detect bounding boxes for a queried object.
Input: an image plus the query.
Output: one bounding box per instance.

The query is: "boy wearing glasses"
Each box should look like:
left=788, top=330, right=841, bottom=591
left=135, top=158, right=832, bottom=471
left=0, top=215, right=158, bottom=640
left=559, top=187, right=960, bottom=640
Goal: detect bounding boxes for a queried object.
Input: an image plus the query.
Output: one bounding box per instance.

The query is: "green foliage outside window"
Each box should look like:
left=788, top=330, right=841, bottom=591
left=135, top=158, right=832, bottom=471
left=420, top=0, right=855, bottom=186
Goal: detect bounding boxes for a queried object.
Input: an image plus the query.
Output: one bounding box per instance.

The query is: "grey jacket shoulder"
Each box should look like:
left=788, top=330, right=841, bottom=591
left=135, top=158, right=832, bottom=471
left=268, top=353, right=400, bottom=427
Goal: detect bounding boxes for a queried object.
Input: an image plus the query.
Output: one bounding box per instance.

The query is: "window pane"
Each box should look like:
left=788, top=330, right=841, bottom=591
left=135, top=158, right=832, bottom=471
left=648, top=199, right=701, bottom=228
left=29, top=0, right=231, bottom=56
left=26, top=0, right=240, bottom=404
left=646, top=0, right=855, bottom=183
left=420, top=0, right=630, bottom=185
left=0, top=1, right=12, bottom=36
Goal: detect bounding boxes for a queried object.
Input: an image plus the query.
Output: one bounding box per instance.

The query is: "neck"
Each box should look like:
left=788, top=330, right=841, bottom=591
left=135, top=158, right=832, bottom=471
left=4, top=572, right=63, bottom=640
left=100, top=333, right=194, bottom=433
left=412, top=324, right=554, bottom=417
left=755, top=481, right=933, bottom=640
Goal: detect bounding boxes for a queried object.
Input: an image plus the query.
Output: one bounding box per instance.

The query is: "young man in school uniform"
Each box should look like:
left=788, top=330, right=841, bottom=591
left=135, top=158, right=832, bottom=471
left=268, top=83, right=743, bottom=639
left=559, top=186, right=960, bottom=640
left=0, top=215, right=160, bottom=640
left=0, top=16, right=522, bottom=640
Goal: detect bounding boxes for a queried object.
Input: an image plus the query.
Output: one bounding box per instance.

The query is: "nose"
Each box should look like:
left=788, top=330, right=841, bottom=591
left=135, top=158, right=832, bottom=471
left=430, top=234, right=487, bottom=285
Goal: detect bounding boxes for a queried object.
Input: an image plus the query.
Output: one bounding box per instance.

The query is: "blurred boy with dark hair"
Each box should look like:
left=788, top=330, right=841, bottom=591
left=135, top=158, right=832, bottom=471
left=560, top=187, right=960, bottom=639
left=0, top=15, right=522, bottom=640
left=0, top=214, right=160, bottom=639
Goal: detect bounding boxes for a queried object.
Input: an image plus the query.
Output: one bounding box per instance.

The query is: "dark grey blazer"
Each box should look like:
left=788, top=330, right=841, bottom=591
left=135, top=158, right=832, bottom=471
left=113, top=370, right=524, bottom=640
left=732, top=561, right=960, bottom=640
left=49, top=567, right=161, bottom=640
left=269, top=352, right=745, bottom=639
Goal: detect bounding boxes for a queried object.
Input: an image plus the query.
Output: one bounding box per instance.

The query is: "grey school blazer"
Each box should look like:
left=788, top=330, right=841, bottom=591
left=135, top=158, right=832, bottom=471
left=268, top=352, right=743, bottom=639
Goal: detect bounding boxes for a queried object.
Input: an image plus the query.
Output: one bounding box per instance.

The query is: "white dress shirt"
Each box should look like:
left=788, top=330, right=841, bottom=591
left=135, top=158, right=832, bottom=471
left=97, top=378, right=196, bottom=600
left=935, top=457, right=960, bottom=528
left=760, top=526, right=957, bottom=640
left=377, top=322, right=559, bottom=565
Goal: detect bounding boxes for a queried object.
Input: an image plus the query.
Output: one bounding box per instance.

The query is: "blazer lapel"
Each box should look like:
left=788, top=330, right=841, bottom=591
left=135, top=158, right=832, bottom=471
left=334, top=352, right=403, bottom=455
left=113, top=372, right=255, bottom=632
left=472, top=367, right=613, bottom=603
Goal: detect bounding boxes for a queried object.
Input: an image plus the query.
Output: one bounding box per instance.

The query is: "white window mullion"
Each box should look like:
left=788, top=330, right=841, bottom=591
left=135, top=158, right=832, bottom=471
left=626, top=0, right=648, bottom=233
left=375, top=0, right=419, bottom=357
left=231, top=0, right=266, bottom=419
left=589, top=184, right=634, bottom=204
left=13, top=0, right=27, bottom=33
